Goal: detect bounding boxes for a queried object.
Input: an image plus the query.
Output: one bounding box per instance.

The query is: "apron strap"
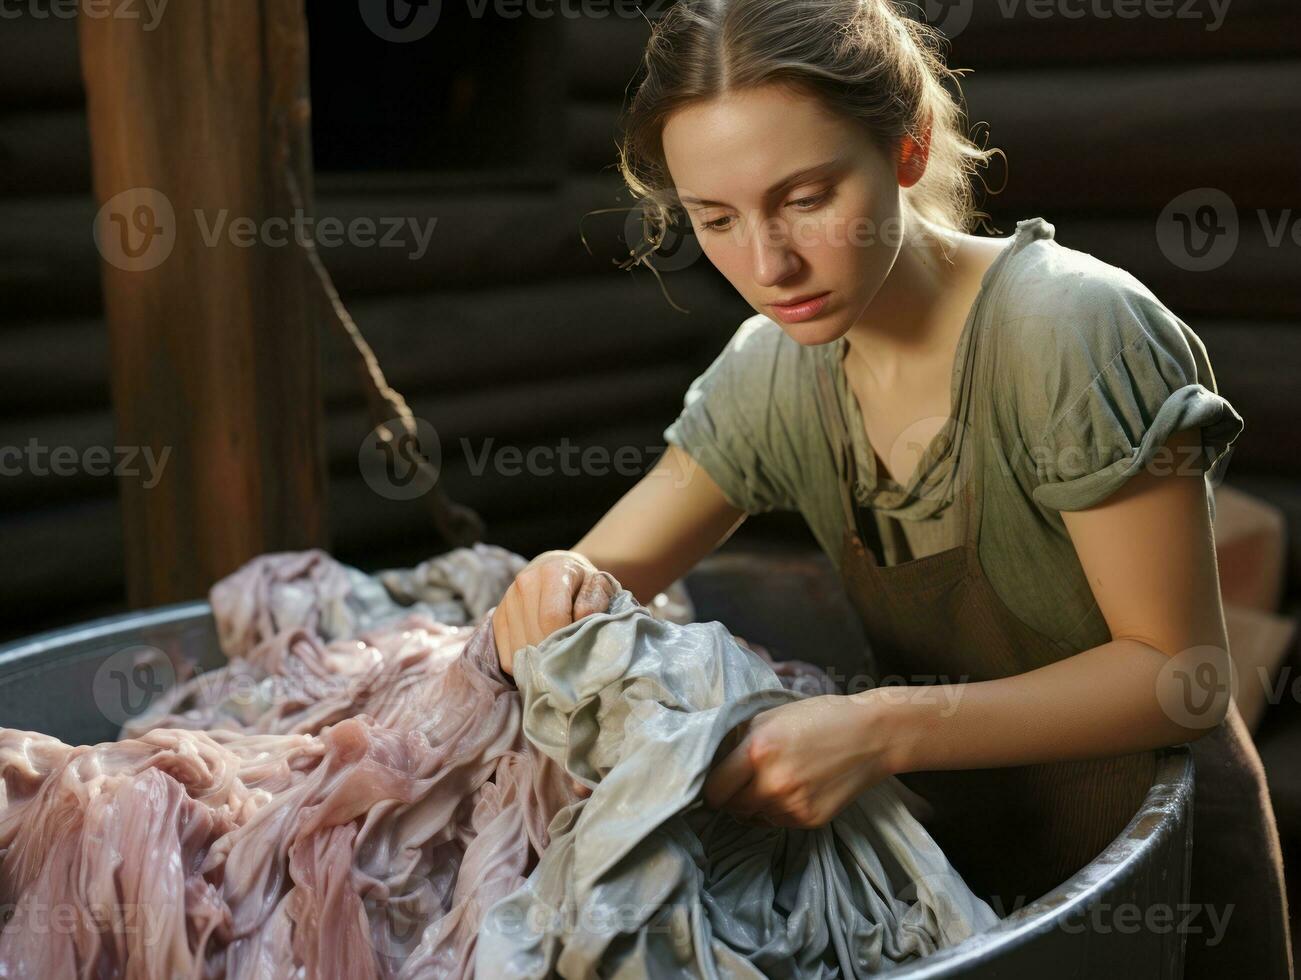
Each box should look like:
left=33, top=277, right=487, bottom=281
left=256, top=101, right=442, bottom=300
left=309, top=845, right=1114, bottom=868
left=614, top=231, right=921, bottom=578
left=953, top=314, right=991, bottom=555
left=813, top=351, right=887, bottom=564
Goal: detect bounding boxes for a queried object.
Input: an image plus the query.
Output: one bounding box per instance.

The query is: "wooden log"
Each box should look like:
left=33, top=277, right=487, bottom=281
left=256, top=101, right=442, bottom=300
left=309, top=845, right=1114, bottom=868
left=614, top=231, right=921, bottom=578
left=0, top=196, right=103, bottom=317
left=0, top=111, right=92, bottom=195
left=0, top=175, right=696, bottom=315
left=941, top=0, right=1300, bottom=67
left=963, top=61, right=1300, bottom=212
left=1195, top=321, right=1301, bottom=478
left=78, top=0, right=327, bottom=607
left=310, top=191, right=603, bottom=297
left=567, top=62, right=1301, bottom=211
left=327, top=419, right=674, bottom=543
left=1029, top=215, right=1300, bottom=319
left=323, top=363, right=698, bottom=468
left=0, top=172, right=656, bottom=308
left=319, top=269, right=746, bottom=403
left=562, top=0, right=1300, bottom=97
left=0, top=497, right=124, bottom=611
left=0, top=417, right=672, bottom=609
left=0, top=408, right=116, bottom=509
left=0, top=361, right=693, bottom=510
left=0, top=318, right=110, bottom=411
left=564, top=9, right=651, bottom=101
left=1, top=312, right=1293, bottom=514
left=0, top=13, right=83, bottom=109
left=0, top=264, right=746, bottom=417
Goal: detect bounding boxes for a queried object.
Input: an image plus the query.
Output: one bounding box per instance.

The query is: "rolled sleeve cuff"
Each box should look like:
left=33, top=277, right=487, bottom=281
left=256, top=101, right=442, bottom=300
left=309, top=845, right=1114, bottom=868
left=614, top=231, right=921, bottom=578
left=1030, top=383, right=1244, bottom=513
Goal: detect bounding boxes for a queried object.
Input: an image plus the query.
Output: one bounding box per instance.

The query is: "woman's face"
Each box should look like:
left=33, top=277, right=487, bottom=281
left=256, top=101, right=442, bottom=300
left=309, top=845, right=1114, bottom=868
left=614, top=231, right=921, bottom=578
left=662, top=83, right=906, bottom=347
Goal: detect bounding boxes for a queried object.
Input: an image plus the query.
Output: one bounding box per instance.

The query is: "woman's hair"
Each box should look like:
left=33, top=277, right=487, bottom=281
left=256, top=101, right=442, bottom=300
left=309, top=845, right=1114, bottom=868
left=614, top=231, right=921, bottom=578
left=612, top=0, right=1002, bottom=276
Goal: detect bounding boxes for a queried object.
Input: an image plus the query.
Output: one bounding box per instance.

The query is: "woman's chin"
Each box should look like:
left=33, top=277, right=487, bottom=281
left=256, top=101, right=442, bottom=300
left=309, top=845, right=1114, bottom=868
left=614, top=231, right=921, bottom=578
left=768, top=316, right=847, bottom=348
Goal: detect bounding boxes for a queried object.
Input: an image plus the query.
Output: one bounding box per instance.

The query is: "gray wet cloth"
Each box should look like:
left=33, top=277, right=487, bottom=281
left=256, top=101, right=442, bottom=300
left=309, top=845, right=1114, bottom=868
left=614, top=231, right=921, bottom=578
left=476, top=589, right=1000, bottom=978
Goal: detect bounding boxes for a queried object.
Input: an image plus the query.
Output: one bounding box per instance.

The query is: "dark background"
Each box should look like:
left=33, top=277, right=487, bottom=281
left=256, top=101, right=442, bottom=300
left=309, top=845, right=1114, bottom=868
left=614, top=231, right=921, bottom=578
left=5, top=0, right=1297, bottom=643
left=1, top=0, right=1297, bottom=618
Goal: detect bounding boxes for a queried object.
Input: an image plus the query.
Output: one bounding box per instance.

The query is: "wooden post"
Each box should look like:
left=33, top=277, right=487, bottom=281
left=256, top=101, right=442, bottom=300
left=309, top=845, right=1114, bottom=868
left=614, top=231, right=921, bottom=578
left=78, top=0, right=327, bottom=607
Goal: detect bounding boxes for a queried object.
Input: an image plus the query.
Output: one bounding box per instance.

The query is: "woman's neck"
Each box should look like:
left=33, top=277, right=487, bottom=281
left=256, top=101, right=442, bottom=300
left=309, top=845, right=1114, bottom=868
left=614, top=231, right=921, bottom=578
left=842, top=220, right=1001, bottom=388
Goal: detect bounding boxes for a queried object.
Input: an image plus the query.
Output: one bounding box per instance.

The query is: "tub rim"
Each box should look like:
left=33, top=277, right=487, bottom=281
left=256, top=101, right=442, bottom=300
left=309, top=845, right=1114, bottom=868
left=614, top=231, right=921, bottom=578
left=0, top=599, right=1195, bottom=975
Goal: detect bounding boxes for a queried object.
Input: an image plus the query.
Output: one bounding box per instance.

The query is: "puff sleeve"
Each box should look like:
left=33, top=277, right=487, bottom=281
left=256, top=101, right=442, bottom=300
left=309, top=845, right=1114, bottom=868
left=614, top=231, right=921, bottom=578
left=662, top=317, right=799, bottom=515
left=1013, top=273, right=1244, bottom=515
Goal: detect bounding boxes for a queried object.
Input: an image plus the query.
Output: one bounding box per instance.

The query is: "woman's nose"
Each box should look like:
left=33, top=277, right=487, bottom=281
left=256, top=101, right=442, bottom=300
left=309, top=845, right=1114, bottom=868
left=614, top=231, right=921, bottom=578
left=750, top=218, right=801, bottom=287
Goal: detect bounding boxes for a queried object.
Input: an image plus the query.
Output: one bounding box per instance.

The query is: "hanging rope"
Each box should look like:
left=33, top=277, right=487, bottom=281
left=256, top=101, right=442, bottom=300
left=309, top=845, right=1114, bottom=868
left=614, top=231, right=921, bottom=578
left=283, top=168, right=484, bottom=548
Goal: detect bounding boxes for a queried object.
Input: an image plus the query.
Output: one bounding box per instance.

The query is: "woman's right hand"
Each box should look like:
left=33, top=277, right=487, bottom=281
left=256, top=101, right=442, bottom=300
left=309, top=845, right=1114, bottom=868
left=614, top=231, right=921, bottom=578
left=494, top=551, right=617, bottom=802
left=491, top=550, right=619, bottom=678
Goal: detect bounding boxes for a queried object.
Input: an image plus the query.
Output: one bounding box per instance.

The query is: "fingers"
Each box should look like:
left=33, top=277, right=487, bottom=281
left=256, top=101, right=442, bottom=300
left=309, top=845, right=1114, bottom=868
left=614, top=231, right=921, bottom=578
left=702, top=733, right=757, bottom=811
left=572, top=572, right=616, bottom=620
left=492, top=590, right=524, bottom=676
left=494, top=557, right=615, bottom=678
left=571, top=778, right=592, bottom=798
left=535, top=560, right=585, bottom=637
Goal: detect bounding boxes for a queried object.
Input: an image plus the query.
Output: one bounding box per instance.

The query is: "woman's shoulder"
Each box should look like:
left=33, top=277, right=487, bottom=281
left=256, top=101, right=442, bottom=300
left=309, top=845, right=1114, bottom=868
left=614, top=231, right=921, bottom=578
left=983, top=228, right=1243, bottom=513
left=990, top=232, right=1217, bottom=437
left=662, top=313, right=828, bottom=515
left=999, top=232, right=1186, bottom=353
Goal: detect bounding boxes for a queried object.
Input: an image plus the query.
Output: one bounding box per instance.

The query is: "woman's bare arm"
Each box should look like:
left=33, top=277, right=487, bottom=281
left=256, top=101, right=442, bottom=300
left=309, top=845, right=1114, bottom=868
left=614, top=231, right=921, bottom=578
left=570, top=443, right=749, bottom=602
left=703, top=426, right=1234, bottom=828
left=492, top=444, right=747, bottom=674
left=877, top=425, right=1232, bottom=774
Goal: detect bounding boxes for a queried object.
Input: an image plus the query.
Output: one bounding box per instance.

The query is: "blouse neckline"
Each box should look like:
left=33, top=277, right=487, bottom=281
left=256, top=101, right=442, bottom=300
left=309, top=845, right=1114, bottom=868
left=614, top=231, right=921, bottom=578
left=823, top=217, right=1055, bottom=522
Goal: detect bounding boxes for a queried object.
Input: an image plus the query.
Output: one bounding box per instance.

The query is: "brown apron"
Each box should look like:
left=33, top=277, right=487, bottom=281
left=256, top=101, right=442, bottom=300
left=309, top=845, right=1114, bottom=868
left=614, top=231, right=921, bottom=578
left=812, top=349, right=1294, bottom=978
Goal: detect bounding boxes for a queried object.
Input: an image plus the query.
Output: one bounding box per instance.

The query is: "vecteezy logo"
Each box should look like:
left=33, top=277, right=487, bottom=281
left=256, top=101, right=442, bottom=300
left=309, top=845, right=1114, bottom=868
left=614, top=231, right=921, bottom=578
left=1155, top=644, right=1236, bottom=730
left=92, top=645, right=178, bottom=728
left=359, top=416, right=442, bottom=500
left=359, top=0, right=441, bottom=42
left=363, top=872, right=439, bottom=961
left=1156, top=188, right=1239, bottom=273
left=93, top=187, right=176, bottom=273
left=621, top=206, right=703, bottom=274
left=885, top=415, right=975, bottom=502
left=923, top=0, right=974, bottom=39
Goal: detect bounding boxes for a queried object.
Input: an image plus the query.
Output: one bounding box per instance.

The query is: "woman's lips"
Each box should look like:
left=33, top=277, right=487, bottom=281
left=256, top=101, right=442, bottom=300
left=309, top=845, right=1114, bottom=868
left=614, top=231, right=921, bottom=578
left=768, top=292, right=831, bottom=324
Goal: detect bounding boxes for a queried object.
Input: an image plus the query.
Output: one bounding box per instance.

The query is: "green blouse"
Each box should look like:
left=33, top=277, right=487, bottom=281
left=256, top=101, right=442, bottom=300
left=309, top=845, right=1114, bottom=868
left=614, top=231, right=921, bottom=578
left=663, top=218, right=1245, bottom=655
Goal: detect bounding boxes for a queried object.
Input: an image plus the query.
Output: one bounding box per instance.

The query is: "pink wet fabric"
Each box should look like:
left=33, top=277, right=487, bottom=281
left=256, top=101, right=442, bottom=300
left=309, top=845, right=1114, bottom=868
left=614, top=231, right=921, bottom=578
left=0, top=547, right=989, bottom=978
left=1, top=547, right=566, bottom=979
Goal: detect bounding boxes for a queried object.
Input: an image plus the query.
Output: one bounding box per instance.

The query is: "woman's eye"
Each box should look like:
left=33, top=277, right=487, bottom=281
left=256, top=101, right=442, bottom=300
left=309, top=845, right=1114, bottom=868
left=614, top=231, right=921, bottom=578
left=788, top=191, right=829, bottom=210
left=697, top=191, right=829, bottom=233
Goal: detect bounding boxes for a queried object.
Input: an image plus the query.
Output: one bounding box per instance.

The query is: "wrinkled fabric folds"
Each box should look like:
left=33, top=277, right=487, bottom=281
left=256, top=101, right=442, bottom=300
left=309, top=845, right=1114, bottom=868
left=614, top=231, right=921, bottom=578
left=477, top=589, right=999, bottom=978
left=1, top=548, right=996, bottom=978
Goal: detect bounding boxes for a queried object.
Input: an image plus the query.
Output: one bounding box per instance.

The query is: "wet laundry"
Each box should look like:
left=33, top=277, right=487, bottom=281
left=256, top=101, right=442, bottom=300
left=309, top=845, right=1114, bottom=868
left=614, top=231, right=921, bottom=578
left=0, top=546, right=997, bottom=978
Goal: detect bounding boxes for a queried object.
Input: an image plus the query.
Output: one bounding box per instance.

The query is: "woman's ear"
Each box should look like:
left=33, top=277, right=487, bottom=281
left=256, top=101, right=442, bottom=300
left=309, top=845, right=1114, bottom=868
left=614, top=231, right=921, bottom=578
left=897, top=120, right=933, bottom=188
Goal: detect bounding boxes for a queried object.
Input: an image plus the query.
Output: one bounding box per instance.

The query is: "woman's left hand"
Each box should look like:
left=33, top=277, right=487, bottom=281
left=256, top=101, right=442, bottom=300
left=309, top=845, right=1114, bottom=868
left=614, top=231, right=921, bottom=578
left=702, top=693, right=897, bottom=829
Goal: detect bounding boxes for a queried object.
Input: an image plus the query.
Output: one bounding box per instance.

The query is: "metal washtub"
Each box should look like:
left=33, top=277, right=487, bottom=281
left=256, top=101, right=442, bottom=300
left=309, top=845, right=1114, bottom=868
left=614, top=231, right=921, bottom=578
left=0, top=551, right=1194, bottom=978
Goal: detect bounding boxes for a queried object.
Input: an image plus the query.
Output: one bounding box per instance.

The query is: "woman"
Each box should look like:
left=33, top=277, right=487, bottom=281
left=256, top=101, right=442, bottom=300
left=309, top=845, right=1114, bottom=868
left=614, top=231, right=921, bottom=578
left=491, top=1, right=1292, bottom=976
